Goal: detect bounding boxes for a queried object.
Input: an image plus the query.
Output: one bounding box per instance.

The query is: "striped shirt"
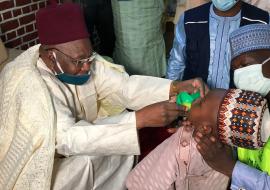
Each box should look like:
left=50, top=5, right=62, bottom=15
left=166, top=3, right=269, bottom=89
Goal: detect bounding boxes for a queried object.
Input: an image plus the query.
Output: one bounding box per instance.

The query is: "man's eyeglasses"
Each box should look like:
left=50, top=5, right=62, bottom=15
left=46, top=48, right=97, bottom=68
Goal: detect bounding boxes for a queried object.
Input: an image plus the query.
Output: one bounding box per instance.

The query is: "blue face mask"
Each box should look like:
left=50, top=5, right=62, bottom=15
left=212, top=0, right=239, bottom=11
left=56, top=72, right=91, bottom=85
left=53, top=52, right=91, bottom=85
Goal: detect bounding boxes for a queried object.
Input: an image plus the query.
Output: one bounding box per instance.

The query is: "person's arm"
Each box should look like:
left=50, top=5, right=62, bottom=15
left=54, top=57, right=208, bottom=157
left=94, top=56, right=208, bottom=110
left=53, top=94, right=140, bottom=157
left=55, top=60, right=206, bottom=157
left=94, top=57, right=208, bottom=128
left=166, top=14, right=187, bottom=80
left=94, top=57, right=172, bottom=110
left=195, top=123, right=270, bottom=190
left=231, top=161, right=270, bottom=190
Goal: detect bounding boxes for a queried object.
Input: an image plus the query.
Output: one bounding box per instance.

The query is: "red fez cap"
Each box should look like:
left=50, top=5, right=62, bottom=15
left=36, top=2, right=89, bottom=45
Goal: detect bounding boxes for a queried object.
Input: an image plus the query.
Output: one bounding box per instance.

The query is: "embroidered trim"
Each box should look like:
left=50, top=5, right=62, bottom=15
left=218, top=89, right=266, bottom=149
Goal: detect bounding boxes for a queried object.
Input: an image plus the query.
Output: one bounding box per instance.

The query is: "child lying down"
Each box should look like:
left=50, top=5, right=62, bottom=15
left=126, top=89, right=270, bottom=190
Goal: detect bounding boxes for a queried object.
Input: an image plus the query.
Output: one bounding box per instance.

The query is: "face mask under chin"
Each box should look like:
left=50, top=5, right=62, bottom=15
left=56, top=72, right=91, bottom=85
left=52, top=52, right=91, bottom=85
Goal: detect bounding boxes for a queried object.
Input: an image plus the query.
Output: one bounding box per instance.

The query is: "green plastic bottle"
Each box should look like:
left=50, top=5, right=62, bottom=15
left=176, top=91, right=200, bottom=110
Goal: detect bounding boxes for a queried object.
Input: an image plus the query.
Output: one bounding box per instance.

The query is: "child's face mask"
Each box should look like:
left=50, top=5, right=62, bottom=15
left=234, top=57, right=270, bottom=97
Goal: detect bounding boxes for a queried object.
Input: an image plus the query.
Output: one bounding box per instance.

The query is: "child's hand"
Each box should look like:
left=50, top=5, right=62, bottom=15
left=193, top=122, right=212, bottom=136
left=167, top=118, right=193, bottom=134
left=194, top=130, right=236, bottom=177
left=169, top=96, right=176, bottom=103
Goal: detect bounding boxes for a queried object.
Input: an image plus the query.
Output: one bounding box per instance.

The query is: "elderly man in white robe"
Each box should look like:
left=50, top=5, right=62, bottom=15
left=0, top=2, right=208, bottom=190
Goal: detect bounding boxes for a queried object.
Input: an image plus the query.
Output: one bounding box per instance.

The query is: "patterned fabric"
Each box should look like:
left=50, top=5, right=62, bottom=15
left=126, top=127, right=229, bottom=190
left=111, top=0, right=166, bottom=77
left=0, top=45, right=56, bottom=190
left=230, top=24, right=270, bottom=59
left=218, top=89, right=267, bottom=149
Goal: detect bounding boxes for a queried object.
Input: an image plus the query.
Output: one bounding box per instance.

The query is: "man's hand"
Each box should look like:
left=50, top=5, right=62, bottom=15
left=136, top=101, right=185, bottom=129
left=170, top=78, right=209, bottom=98
left=194, top=127, right=236, bottom=177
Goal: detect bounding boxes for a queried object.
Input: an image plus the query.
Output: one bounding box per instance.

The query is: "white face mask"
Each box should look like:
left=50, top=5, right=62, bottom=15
left=234, top=57, right=270, bottom=97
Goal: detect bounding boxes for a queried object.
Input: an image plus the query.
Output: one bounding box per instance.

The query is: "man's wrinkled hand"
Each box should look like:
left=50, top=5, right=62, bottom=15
left=136, top=101, right=185, bottom=129
left=170, top=78, right=209, bottom=98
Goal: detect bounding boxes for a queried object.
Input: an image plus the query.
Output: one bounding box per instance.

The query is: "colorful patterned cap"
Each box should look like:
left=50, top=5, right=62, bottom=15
left=230, top=24, right=270, bottom=59
left=218, top=89, right=268, bottom=149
